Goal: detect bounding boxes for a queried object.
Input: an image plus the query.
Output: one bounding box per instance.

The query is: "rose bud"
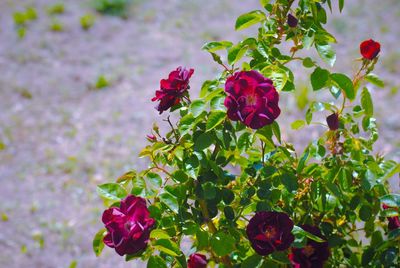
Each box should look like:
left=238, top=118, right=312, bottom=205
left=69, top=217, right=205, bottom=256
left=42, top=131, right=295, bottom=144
left=326, top=113, right=339, bottom=131
left=146, top=134, right=157, bottom=143
left=360, top=39, right=381, bottom=60
left=246, top=211, right=294, bottom=256
left=289, top=225, right=330, bottom=268
left=224, top=70, right=280, bottom=129
left=102, top=194, right=155, bottom=256
left=287, top=14, right=298, bottom=27
left=152, top=66, right=194, bottom=114
left=187, top=253, right=207, bottom=268
left=382, top=204, right=400, bottom=231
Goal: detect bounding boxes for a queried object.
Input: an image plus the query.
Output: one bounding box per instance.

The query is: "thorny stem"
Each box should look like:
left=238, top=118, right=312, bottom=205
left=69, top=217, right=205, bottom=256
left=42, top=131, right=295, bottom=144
left=164, top=115, right=180, bottom=142
left=146, top=165, right=172, bottom=178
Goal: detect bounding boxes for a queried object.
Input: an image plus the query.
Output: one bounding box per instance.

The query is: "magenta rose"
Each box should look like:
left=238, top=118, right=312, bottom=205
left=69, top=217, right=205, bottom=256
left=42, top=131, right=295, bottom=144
left=383, top=204, right=400, bottom=231
left=326, top=113, right=339, bottom=130
left=289, top=225, right=330, bottom=268
left=102, top=194, right=156, bottom=256
left=360, top=39, right=380, bottom=60
left=224, top=70, right=280, bottom=129
left=187, top=253, right=207, bottom=268
left=246, top=211, right=294, bottom=256
left=151, top=66, right=194, bottom=114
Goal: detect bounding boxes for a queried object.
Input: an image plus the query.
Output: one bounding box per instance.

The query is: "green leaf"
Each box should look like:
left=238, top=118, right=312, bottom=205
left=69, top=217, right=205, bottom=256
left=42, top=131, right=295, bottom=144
left=291, top=120, right=306, bottom=130
left=262, top=66, right=288, bottom=91
left=159, top=192, right=179, bottom=213
left=302, top=57, right=315, bottom=68
left=190, top=100, right=206, bottom=117
left=380, top=194, right=400, bottom=208
left=153, top=239, right=181, bottom=257
left=194, top=132, right=214, bottom=151
left=281, top=173, right=298, bottom=193
left=228, top=44, right=248, bottom=65
left=311, top=67, right=329, bottom=91
left=97, top=183, right=127, bottom=201
left=206, top=111, right=226, bottom=131
left=365, top=73, right=384, bottom=88
left=150, top=229, right=171, bottom=240
left=241, top=254, right=262, bottom=268
left=359, top=205, right=372, bottom=221
left=147, top=172, right=162, bottom=188
left=361, top=87, right=373, bottom=116
left=202, top=41, right=233, bottom=52
left=147, top=256, right=167, bottom=268
left=202, top=182, right=217, bottom=200
left=210, top=231, right=235, bottom=256
left=235, top=10, right=266, bottom=30
left=93, top=229, right=106, bottom=256
left=271, top=122, right=281, bottom=143
left=315, top=44, right=336, bottom=67
left=331, top=73, right=355, bottom=100
left=292, top=226, right=326, bottom=243
left=172, top=170, right=189, bottom=183
left=339, top=0, right=345, bottom=12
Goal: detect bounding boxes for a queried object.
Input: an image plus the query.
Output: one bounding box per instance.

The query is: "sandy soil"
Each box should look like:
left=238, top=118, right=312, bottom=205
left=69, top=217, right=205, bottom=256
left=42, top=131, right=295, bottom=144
left=0, top=0, right=399, bottom=267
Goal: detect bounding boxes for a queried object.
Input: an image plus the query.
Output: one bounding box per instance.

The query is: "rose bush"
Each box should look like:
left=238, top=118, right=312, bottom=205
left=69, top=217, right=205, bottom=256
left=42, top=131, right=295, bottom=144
left=94, top=1, right=399, bottom=267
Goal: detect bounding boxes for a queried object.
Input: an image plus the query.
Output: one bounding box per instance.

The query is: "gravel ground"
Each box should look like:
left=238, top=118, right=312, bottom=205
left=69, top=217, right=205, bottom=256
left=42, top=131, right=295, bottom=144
left=0, top=0, right=399, bottom=267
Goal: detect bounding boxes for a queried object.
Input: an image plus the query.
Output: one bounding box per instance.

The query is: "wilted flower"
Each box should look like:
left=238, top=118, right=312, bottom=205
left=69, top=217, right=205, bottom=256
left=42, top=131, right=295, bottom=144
left=102, top=195, right=155, bottom=256
left=224, top=70, right=280, bottom=129
left=246, top=211, right=294, bottom=256
left=152, top=66, right=194, bottom=114
left=326, top=113, right=339, bottom=130
left=287, top=14, right=298, bottom=27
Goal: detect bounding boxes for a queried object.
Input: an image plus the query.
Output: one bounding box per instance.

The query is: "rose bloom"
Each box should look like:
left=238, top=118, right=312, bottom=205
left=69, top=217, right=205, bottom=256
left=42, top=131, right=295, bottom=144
left=187, top=253, right=207, bottom=268
left=289, top=225, right=330, bottom=268
left=246, top=211, right=294, bottom=256
left=224, top=70, right=280, bottom=129
left=360, top=39, right=380, bottom=60
left=152, top=66, right=194, bottom=114
left=102, top=195, right=156, bottom=256
left=326, top=113, right=339, bottom=130
left=383, top=204, right=400, bottom=231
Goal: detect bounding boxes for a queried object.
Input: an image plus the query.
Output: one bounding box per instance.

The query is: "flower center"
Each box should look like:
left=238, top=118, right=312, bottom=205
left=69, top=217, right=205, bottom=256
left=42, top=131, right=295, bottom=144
left=124, top=221, right=134, bottom=232
left=264, top=226, right=277, bottom=239
left=246, top=94, right=257, bottom=106
left=302, top=245, right=315, bottom=257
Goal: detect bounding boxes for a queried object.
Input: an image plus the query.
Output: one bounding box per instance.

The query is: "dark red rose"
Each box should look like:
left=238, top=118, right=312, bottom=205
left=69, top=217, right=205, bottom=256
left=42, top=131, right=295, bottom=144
left=287, top=14, right=298, bottom=27
left=152, top=66, right=194, bottom=114
left=246, top=211, right=294, bottom=256
left=360, top=39, right=380, bottom=60
left=326, top=113, right=339, bottom=130
left=188, top=253, right=207, bottom=268
left=289, top=225, right=330, bottom=268
left=383, top=204, right=400, bottom=231
left=102, top=195, right=156, bottom=256
left=224, top=70, right=280, bottom=129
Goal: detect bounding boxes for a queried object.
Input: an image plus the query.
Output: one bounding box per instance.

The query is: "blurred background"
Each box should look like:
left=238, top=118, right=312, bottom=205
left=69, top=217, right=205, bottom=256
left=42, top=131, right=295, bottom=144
left=0, top=0, right=399, bottom=267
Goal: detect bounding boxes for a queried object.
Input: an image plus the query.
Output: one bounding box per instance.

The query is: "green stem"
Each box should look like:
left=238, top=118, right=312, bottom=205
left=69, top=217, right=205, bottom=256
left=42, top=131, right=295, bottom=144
left=198, top=200, right=232, bottom=267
